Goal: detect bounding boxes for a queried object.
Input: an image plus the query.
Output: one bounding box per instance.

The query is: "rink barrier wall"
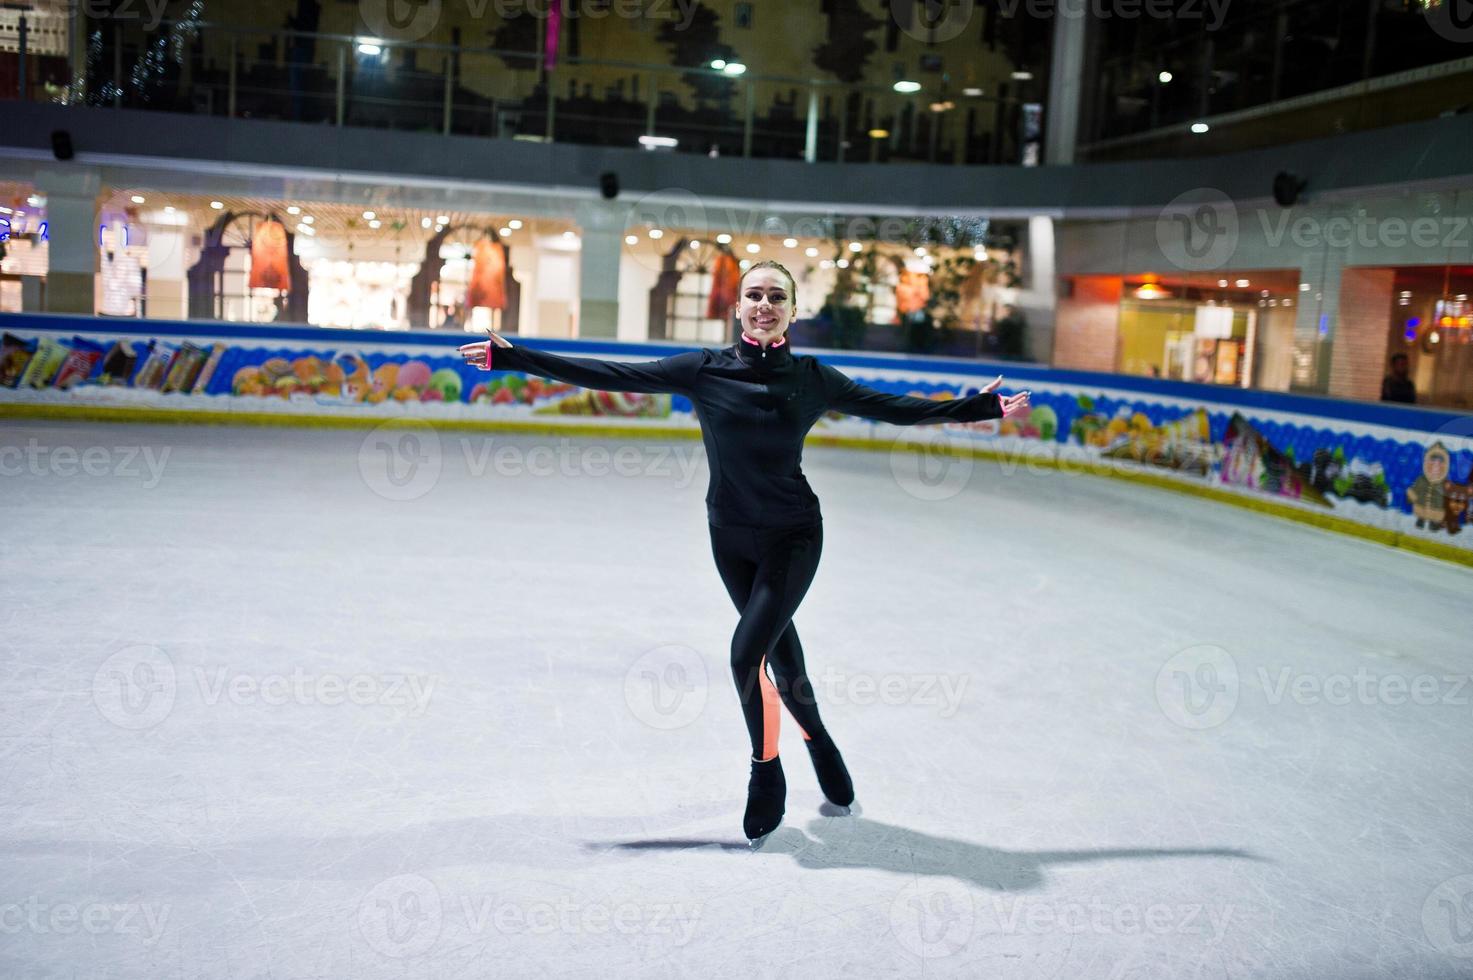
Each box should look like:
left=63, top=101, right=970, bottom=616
left=3, top=313, right=1472, bottom=570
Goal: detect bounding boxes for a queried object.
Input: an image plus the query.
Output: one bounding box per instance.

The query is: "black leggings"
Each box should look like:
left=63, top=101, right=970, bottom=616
left=709, top=521, right=827, bottom=760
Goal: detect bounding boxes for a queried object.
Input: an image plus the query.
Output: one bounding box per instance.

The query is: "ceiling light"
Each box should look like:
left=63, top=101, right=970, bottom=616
left=1191, top=122, right=1210, bottom=134
left=868, top=128, right=890, bottom=139
left=805, top=247, right=818, bottom=257
left=783, top=238, right=797, bottom=248
left=368, top=219, right=381, bottom=229
left=1158, top=71, right=1173, bottom=84
left=722, top=62, right=747, bottom=76
left=1235, top=279, right=1249, bottom=287
left=963, top=87, right=983, bottom=96
left=717, top=233, right=732, bottom=244
left=689, top=239, right=701, bottom=248
left=625, top=234, right=638, bottom=245
left=499, top=227, right=511, bottom=236
left=437, top=215, right=449, bottom=224
left=210, top=201, right=223, bottom=209
left=848, top=242, right=862, bottom=252
left=837, top=259, right=850, bottom=268
left=362, top=210, right=375, bottom=220
left=563, top=230, right=575, bottom=239
left=1011, top=70, right=1033, bottom=81
left=893, top=80, right=921, bottom=94
left=287, top=206, right=301, bottom=215
left=130, top=195, right=145, bottom=204
left=638, top=135, right=679, bottom=149
left=648, top=228, right=664, bottom=239
left=746, top=243, right=759, bottom=253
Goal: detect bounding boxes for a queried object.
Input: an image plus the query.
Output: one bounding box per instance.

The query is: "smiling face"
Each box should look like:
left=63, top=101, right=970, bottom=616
left=737, top=265, right=795, bottom=345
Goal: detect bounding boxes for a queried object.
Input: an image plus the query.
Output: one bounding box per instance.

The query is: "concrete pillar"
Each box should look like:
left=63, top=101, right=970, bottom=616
left=575, top=199, right=623, bottom=339
left=33, top=166, right=102, bottom=315
left=1044, top=5, right=1088, bottom=164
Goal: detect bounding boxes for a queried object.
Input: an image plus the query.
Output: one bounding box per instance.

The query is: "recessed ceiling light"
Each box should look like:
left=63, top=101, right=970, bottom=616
left=509, top=219, right=523, bottom=229
left=717, top=233, right=732, bottom=244
left=805, top=247, right=818, bottom=257
left=848, top=242, right=862, bottom=253
left=1191, top=122, right=1210, bottom=134
left=437, top=215, right=449, bottom=224
left=648, top=228, right=664, bottom=239
left=210, top=201, right=223, bottom=210
left=499, top=227, right=511, bottom=236
left=368, top=219, right=382, bottom=229
left=130, top=195, right=145, bottom=204
left=287, top=206, right=301, bottom=215
left=746, top=243, right=759, bottom=253
left=301, top=216, right=314, bottom=224
left=783, top=238, right=797, bottom=248
left=625, top=235, right=638, bottom=245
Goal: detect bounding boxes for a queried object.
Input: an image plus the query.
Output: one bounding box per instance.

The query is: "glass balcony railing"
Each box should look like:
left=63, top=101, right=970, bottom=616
left=4, top=17, right=1034, bottom=167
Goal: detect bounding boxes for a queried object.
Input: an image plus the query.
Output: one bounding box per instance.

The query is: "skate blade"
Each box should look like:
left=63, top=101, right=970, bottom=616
left=819, top=800, right=860, bottom=817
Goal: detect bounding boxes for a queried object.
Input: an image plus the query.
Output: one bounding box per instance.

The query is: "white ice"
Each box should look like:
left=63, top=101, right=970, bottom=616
left=2, top=419, right=1471, bottom=980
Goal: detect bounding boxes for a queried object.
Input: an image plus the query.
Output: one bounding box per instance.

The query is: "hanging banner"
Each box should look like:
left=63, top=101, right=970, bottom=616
left=466, top=239, right=507, bottom=310
left=706, top=251, right=741, bottom=320
left=544, top=3, right=561, bottom=71
left=248, top=219, right=291, bottom=292
left=896, top=269, right=931, bottom=315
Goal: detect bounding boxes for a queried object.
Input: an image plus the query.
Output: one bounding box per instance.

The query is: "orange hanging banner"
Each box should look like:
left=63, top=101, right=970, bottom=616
left=466, top=238, right=508, bottom=310
left=248, top=219, right=291, bottom=292
left=706, top=250, right=741, bottom=320
left=896, top=269, right=931, bottom=315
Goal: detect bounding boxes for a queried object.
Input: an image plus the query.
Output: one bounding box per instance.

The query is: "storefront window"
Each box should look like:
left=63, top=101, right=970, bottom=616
left=1380, top=264, right=1473, bottom=410
left=1114, top=270, right=1301, bottom=388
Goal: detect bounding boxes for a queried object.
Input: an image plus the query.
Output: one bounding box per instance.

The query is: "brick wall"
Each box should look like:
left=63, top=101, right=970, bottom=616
left=1329, top=268, right=1395, bottom=401
left=1052, top=275, right=1122, bottom=372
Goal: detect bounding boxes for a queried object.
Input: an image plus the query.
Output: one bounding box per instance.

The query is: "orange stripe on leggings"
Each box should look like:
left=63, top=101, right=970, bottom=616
left=758, top=656, right=781, bottom=761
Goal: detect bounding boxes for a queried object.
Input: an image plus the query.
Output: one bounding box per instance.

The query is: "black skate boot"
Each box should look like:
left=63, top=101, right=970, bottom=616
left=744, top=756, right=786, bottom=843
left=805, top=731, right=854, bottom=808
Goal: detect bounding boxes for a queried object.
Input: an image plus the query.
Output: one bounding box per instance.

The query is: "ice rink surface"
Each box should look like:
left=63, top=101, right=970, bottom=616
left=3, top=419, right=1472, bottom=980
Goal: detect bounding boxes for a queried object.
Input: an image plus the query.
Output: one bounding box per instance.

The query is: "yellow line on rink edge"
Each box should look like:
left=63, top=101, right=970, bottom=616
left=5, top=401, right=1471, bottom=570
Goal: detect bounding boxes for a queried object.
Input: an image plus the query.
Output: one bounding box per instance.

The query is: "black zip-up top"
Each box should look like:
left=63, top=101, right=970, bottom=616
left=488, top=336, right=1004, bottom=527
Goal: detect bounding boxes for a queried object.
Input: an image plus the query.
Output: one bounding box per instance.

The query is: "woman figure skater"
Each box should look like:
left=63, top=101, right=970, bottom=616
left=458, top=260, right=1030, bottom=843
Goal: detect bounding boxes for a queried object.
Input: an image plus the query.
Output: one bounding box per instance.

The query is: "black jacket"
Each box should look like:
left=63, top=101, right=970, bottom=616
left=488, top=339, right=1003, bottom=527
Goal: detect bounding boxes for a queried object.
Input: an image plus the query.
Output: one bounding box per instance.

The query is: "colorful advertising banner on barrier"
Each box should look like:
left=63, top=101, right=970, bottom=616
left=3, top=315, right=1470, bottom=561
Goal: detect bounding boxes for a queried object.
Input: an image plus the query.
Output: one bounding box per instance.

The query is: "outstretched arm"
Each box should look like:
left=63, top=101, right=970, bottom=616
left=819, top=363, right=1030, bottom=425
left=459, top=330, right=700, bottom=396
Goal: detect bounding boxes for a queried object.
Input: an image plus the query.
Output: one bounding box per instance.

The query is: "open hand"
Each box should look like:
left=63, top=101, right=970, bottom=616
left=457, top=329, right=513, bottom=370
left=980, top=375, right=1031, bottom=418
